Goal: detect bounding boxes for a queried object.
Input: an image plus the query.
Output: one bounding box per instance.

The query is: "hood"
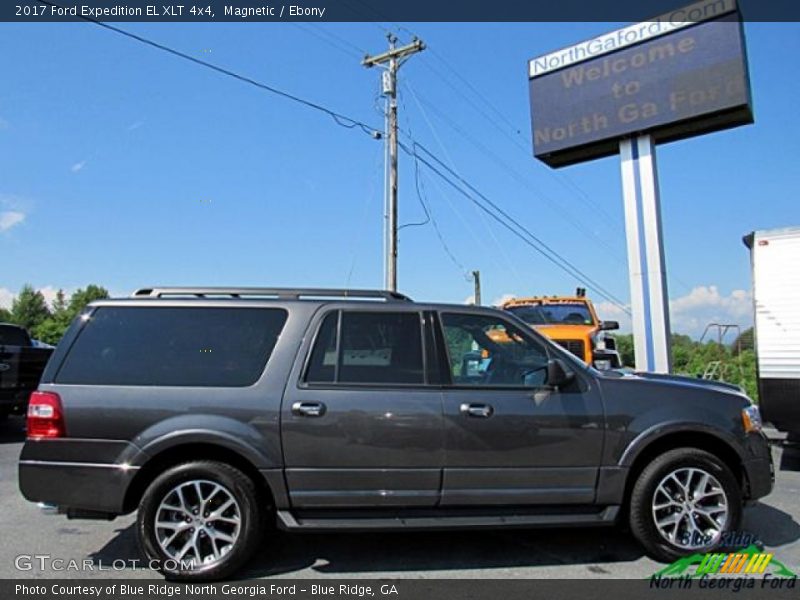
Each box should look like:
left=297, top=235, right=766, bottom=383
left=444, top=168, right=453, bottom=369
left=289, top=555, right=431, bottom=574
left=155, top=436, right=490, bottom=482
left=532, top=323, right=597, bottom=339
left=602, top=369, right=746, bottom=396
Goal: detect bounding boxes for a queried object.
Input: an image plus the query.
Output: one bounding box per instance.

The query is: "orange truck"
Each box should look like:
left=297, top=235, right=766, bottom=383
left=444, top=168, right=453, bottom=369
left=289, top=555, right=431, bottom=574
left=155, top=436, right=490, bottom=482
left=500, top=288, right=622, bottom=369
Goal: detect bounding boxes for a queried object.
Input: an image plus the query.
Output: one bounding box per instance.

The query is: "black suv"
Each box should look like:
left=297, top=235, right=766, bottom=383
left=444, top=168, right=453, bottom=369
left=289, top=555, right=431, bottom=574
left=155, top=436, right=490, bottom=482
left=19, top=287, right=773, bottom=580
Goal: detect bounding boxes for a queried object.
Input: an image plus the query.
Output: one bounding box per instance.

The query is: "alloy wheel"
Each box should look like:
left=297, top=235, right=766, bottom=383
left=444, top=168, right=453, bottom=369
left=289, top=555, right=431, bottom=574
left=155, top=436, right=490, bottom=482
left=154, top=479, right=242, bottom=568
left=651, top=467, right=729, bottom=549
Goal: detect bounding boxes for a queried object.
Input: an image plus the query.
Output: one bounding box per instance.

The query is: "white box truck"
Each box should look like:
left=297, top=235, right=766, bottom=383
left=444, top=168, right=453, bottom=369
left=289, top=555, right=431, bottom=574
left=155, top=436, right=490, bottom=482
left=744, top=226, right=800, bottom=433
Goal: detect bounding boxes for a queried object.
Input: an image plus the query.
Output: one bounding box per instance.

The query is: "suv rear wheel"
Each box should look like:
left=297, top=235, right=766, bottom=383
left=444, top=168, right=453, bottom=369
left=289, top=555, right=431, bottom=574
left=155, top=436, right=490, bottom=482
left=137, top=461, right=265, bottom=580
left=629, top=447, right=742, bottom=562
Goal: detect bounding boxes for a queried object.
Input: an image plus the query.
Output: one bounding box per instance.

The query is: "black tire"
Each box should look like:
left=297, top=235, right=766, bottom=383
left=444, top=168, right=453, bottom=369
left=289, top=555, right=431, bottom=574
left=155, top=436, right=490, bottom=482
left=137, top=461, right=266, bottom=581
left=629, top=447, right=742, bottom=563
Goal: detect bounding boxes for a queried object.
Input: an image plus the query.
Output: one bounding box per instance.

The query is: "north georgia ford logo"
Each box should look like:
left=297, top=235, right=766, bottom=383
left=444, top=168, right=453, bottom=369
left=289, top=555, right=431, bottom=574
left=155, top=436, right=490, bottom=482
left=0, top=363, right=10, bottom=372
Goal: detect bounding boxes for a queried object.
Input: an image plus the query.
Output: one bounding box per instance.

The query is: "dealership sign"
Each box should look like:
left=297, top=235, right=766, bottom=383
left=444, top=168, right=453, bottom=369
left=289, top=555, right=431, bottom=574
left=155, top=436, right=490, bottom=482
left=528, top=0, right=752, bottom=167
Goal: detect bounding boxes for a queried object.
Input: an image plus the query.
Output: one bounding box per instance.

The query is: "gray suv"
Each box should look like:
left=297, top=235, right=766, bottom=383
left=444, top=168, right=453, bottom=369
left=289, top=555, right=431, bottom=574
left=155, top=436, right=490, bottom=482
left=19, top=287, right=774, bottom=580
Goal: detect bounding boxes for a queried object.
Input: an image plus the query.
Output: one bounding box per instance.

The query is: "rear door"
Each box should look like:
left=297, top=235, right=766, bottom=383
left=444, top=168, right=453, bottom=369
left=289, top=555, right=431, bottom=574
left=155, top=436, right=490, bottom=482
left=436, top=310, right=605, bottom=506
left=281, top=308, right=444, bottom=508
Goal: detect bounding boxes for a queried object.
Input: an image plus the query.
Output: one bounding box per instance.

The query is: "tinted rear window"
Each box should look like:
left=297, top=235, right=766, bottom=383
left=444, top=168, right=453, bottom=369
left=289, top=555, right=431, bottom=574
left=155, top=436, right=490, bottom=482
left=0, top=325, right=30, bottom=347
left=305, top=311, right=425, bottom=385
left=56, top=307, right=287, bottom=387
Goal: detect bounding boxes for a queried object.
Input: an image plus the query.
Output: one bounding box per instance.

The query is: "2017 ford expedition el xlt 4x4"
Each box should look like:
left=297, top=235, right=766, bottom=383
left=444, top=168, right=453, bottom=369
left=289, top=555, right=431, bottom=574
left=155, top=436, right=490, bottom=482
left=19, top=287, right=774, bottom=580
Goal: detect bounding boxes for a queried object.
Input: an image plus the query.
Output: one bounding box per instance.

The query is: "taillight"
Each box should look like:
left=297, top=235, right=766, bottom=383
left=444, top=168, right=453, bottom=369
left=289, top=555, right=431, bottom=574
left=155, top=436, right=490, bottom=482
left=27, top=391, right=65, bottom=439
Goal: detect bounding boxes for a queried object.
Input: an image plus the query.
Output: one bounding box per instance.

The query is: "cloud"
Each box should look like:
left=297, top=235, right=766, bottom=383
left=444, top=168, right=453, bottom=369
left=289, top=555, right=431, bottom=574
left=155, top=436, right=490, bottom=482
left=597, top=285, right=753, bottom=338
left=0, top=287, right=13, bottom=310
left=127, top=120, right=145, bottom=131
left=36, top=286, right=62, bottom=308
left=670, top=285, right=752, bottom=337
left=70, top=160, right=87, bottom=173
left=594, top=300, right=633, bottom=331
left=0, top=210, right=25, bottom=232
left=491, top=293, right=517, bottom=307
left=0, top=117, right=8, bottom=130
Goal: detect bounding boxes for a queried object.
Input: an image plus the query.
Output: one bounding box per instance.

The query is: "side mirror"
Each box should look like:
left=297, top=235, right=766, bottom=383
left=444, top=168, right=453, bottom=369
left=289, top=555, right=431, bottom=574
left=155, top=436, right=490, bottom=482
left=546, top=358, right=575, bottom=389
left=600, top=320, right=619, bottom=331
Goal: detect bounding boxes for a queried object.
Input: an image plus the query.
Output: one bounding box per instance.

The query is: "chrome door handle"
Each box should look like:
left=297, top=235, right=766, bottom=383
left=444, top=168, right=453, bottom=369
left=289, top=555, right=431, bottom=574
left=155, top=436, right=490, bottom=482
left=460, top=403, right=493, bottom=418
left=292, top=401, right=326, bottom=417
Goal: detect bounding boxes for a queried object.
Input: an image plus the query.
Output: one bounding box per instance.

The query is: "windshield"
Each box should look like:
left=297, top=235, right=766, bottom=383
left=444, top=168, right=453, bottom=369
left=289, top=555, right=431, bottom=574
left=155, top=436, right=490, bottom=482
left=507, top=303, right=594, bottom=326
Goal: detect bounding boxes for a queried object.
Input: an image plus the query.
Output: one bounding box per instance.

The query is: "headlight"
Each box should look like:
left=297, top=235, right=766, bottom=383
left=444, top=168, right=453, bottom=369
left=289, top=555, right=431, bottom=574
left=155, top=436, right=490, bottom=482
left=742, top=405, right=763, bottom=433
left=592, top=333, right=605, bottom=351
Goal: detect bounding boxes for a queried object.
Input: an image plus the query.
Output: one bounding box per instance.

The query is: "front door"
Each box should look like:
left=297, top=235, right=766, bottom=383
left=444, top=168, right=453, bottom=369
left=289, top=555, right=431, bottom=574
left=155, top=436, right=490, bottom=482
left=281, top=309, right=444, bottom=508
left=436, top=310, right=604, bottom=506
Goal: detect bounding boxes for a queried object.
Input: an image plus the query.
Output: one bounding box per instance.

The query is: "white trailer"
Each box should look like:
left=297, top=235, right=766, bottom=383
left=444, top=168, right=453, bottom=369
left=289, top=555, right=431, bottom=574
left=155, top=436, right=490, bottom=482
left=744, top=226, right=800, bottom=433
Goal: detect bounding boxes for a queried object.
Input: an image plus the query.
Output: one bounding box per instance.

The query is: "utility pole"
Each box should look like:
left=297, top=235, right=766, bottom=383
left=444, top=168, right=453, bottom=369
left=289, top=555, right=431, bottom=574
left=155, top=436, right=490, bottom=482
left=363, top=34, right=425, bottom=292
left=472, top=270, right=482, bottom=305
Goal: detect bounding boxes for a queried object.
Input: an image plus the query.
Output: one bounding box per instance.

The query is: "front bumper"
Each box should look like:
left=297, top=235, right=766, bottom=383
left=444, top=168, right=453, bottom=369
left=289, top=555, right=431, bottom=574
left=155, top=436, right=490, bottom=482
left=742, top=432, right=775, bottom=501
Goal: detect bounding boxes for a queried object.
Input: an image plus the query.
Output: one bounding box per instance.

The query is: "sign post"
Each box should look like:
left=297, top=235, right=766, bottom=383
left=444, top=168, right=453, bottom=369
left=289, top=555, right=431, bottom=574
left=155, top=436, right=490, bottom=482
left=620, top=135, right=672, bottom=372
left=527, top=0, right=752, bottom=372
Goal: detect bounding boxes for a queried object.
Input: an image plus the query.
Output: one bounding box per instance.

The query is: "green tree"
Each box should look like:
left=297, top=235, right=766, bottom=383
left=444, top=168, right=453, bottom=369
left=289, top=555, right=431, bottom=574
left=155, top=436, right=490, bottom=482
left=9, top=284, right=51, bottom=331
left=32, top=288, right=72, bottom=345
left=32, top=319, right=66, bottom=346
left=732, top=327, right=755, bottom=355
left=444, top=326, right=474, bottom=375
left=51, top=289, right=68, bottom=319
left=31, top=285, right=110, bottom=346
left=0, top=307, right=11, bottom=323
left=67, top=285, right=109, bottom=320
left=615, top=334, right=634, bottom=367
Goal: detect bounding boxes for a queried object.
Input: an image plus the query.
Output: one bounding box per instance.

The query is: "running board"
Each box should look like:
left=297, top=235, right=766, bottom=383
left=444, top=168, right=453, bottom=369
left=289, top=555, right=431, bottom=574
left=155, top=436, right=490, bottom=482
left=276, top=506, right=620, bottom=532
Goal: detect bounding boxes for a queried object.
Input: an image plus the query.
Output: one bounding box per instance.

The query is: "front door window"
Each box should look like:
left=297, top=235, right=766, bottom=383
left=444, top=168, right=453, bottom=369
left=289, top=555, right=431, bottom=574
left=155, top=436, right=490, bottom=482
left=441, top=312, right=549, bottom=387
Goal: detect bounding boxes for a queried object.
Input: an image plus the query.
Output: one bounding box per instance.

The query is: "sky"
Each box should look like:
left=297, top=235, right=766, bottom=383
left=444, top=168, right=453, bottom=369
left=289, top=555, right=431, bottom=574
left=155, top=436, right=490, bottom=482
left=1, top=20, right=799, bottom=338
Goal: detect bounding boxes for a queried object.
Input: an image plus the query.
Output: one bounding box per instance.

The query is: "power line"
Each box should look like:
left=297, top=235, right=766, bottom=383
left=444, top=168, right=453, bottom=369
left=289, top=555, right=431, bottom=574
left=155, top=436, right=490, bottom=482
left=415, top=46, right=695, bottom=294
left=290, top=23, right=363, bottom=60
left=38, top=2, right=631, bottom=310
left=397, top=84, right=488, bottom=283
left=399, top=82, right=525, bottom=283
left=402, top=141, right=631, bottom=314
left=398, top=88, right=472, bottom=281
left=408, top=153, right=471, bottom=281
left=428, top=49, right=522, bottom=138
left=305, top=23, right=370, bottom=57
left=345, top=143, right=385, bottom=287
left=404, top=80, right=628, bottom=264
left=36, top=0, right=381, bottom=139
left=416, top=48, right=622, bottom=229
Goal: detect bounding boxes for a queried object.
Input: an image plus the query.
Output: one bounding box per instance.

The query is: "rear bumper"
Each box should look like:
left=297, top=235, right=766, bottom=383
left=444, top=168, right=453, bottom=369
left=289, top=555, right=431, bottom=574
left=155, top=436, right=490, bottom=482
left=19, top=460, right=137, bottom=514
left=18, top=439, right=142, bottom=514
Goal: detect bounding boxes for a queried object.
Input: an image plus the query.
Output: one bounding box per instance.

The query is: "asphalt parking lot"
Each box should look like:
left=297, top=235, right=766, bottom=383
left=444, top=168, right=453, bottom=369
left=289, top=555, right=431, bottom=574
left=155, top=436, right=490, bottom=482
left=1, top=416, right=798, bottom=580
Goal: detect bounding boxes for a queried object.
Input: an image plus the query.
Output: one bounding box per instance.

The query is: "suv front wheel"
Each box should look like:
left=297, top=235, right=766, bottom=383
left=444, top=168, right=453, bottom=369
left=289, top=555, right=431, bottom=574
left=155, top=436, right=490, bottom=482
left=629, top=447, right=742, bottom=562
left=137, top=461, right=265, bottom=580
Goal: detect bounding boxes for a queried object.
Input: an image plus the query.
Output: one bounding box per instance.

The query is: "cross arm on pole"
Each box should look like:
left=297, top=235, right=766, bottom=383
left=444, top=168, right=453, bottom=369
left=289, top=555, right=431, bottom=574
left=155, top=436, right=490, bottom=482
left=362, top=39, right=426, bottom=68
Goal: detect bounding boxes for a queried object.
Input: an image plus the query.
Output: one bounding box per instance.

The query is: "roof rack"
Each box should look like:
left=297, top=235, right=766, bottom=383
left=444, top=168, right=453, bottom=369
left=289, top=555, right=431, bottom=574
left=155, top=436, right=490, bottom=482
left=130, top=287, right=412, bottom=302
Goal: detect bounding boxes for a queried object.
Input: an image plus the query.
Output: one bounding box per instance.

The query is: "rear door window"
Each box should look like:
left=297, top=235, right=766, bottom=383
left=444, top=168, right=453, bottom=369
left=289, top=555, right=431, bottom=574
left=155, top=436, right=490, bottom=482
left=55, top=306, right=287, bottom=387
left=305, top=311, right=425, bottom=385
